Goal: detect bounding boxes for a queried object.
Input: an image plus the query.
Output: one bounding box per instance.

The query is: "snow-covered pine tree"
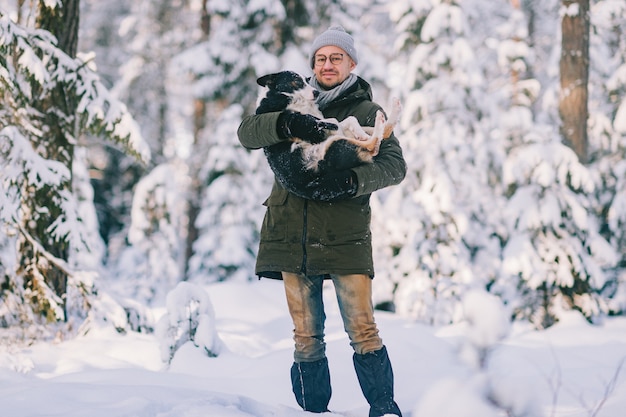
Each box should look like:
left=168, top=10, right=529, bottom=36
left=78, top=0, right=146, bottom=251
left=112, top=163, right=186, bottom=305
left=80, top=0, right=200, bottom=269
left=483, top=0, right=544, bottom=314
left=175, top=0, right=286, bottom=283
left=497, top=130, right=617, bottom=328
left=587, top=0, right=626, bottom=314
left=186, top=105, right=269, bottom=282
left=106, top=0, right=199, bottom=161
left=491, top=1, right=619, bottom=328
left=0, top=5, right=149, bottom=333
left=382, top=0, right=504, bottom=324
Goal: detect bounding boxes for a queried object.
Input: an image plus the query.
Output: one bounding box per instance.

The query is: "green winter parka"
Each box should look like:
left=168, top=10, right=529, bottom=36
left=237, top=77, right=406, bottom=279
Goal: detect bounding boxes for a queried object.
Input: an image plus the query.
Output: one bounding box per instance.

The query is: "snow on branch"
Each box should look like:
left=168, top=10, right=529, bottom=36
left=0, top=12, right=150, bottom=163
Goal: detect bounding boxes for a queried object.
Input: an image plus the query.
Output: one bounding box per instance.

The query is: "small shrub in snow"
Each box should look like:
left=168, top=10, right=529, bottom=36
left=459, top=290, right=511, bottom=369
left=416, top=290, right=540, bottom=417
left=155, top=282, right=221, bottom=364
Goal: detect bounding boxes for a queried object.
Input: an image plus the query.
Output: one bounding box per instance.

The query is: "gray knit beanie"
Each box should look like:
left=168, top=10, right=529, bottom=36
left=309, top=26, right=358, bottom=68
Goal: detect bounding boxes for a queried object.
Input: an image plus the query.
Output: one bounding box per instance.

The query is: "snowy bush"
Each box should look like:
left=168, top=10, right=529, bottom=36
left=415, top=290, right=539, bottom=417
left=457, top=290, right=511, bottom=369
left=155, top=282, right=221, bottom=364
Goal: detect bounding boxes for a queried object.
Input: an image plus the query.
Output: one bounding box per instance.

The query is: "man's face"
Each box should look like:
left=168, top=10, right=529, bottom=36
left=312, top=45, right=356, bottom=90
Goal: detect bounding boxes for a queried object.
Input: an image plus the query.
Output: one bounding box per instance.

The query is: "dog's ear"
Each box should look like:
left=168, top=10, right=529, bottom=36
left=257, top=74, right=276, bottom=88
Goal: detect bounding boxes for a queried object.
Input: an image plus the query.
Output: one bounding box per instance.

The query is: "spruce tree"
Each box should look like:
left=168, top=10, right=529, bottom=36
left=383, top=0, right=504, bottom=324
left=0, top=3, right=148, bottom=332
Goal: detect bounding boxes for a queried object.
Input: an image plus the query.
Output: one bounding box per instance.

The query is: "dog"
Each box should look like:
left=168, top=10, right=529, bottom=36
left=255, top=71, right=401, bottom=194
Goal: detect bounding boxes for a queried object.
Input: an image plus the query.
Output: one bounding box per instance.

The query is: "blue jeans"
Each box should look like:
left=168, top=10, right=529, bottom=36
left=282, top=272, right=383, bottom=362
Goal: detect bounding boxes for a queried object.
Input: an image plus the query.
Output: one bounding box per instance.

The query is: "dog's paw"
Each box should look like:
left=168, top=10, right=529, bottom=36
left=371, top=110, right=385, bottom=138
left=375, top=110, right=386, bottom=125
left=388, top=98, right=402, bottom=124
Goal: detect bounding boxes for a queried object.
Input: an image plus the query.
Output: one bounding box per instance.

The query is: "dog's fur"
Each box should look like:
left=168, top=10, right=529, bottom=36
left=255, top=71, right=400, bottom=194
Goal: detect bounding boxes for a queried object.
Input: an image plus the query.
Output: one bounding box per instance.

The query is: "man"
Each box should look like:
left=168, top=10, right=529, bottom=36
left=238, top=26, right=405, bottom=417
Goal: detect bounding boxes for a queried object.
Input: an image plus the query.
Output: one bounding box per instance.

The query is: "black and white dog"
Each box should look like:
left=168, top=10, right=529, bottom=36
left=255, top=71, right=400, bottom=194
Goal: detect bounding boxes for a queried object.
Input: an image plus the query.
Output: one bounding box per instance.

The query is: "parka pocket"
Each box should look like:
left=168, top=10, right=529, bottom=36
left=260, top=189, right=290, bottom=242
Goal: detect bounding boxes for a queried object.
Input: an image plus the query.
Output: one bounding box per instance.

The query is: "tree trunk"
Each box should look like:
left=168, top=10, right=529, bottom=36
left=278, top=0, right=309, bottom=48
left=23, top=0, right=81, bottom=319
left=559, top=0, right=589, bottom=163
left=184, top=0, right=211, bottom=276
left=37, top=0, right=79, bottom=58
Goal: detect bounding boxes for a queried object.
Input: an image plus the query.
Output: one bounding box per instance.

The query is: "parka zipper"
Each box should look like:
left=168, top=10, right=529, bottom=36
left=300, top=199, right=308, bottom=274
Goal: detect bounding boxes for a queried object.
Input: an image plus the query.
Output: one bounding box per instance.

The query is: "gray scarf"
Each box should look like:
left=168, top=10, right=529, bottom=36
left=309, top=73, right=358, bottom=111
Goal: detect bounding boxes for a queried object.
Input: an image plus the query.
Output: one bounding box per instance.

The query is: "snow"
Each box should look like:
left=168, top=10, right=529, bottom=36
left=561, top=3, right=580, bottom=18
left=2, top=1, right=626, bottom=416
left=615, top=99, right=626, bottom=133
left=420, top=2, right=463, bottom=42
left=2, top=280, right=626, bottom=417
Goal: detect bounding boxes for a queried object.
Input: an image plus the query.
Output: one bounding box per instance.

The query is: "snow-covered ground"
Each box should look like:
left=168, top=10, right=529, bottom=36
left=1, top=279, right=625, bottom=417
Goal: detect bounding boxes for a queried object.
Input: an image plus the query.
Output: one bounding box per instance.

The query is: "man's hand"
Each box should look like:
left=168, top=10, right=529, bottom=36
left=304, top=169, right=358, bottom=202
left=276, top=111, right=338, bottom=144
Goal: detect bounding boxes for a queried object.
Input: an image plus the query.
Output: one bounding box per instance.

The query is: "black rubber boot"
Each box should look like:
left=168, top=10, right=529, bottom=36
left=353, top=346, right=402, bottom=417
left=290, top=357, right=332, bottom=413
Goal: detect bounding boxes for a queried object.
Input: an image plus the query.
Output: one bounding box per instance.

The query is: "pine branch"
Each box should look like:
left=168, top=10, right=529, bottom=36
left=15, top=221, right=75, bottom=279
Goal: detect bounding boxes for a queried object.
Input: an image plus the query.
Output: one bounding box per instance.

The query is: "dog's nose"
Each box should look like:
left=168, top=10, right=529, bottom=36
left=313, top=90, right=320, bottom=99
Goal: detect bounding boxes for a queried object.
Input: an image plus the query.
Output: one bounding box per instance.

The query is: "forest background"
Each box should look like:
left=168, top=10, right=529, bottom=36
left=1, top=0, right=626, bottom=341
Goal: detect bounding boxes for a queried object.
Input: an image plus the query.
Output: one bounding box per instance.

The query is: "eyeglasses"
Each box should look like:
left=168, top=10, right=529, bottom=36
left=314, top=53, right=344, bottom=67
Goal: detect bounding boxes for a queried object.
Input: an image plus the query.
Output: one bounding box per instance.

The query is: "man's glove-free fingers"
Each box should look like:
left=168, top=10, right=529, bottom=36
left=276, top=111, right=338, bottom=144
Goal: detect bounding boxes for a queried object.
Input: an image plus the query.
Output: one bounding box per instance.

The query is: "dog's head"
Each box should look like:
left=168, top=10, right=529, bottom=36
left=255, top=71, right=319, bottom=115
